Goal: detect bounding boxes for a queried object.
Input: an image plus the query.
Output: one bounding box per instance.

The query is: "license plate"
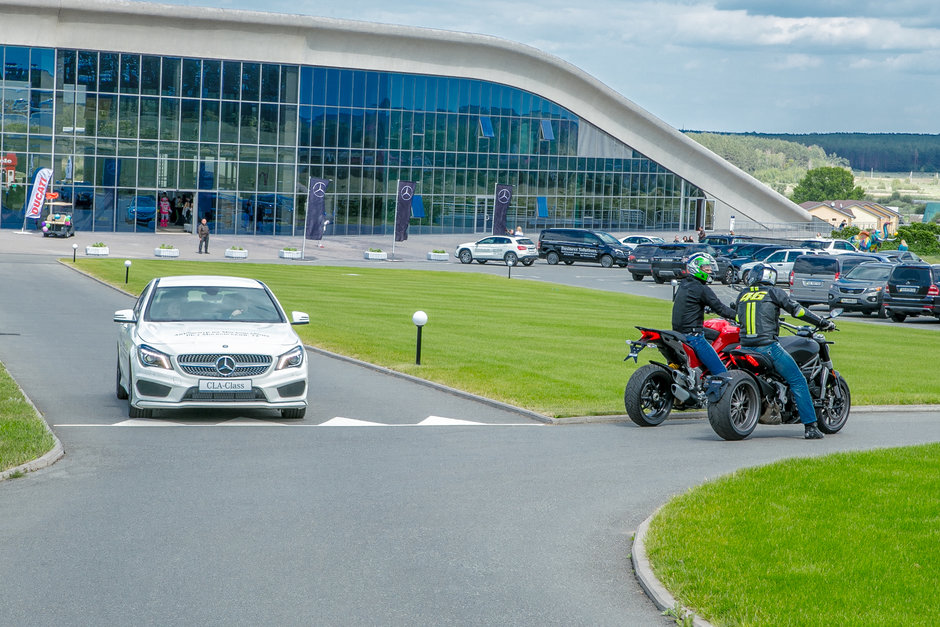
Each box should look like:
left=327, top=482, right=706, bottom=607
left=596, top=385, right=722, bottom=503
left=199, top=379, right=251, bottom=392
left=804, top=280, right=822, bottom=287
left=840, top=298, right=857, bottom=303
left=898, top=287, right=917, bottom=293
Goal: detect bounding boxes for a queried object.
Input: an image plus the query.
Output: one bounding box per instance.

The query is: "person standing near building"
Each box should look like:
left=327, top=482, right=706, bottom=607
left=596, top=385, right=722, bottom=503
left=158, top=195, right=171, bottom=228
left=197, top=218, right=210, bottom=254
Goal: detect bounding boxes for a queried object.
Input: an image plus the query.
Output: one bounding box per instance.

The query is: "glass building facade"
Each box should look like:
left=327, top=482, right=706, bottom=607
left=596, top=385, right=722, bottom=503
left=0, top=44, right=709, bottom=236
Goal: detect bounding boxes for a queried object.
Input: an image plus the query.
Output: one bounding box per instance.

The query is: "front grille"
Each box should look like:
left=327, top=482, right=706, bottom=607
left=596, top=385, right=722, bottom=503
left=181, top=387, right=268, bottom=401
left=177, top=353, right=272, bottom=377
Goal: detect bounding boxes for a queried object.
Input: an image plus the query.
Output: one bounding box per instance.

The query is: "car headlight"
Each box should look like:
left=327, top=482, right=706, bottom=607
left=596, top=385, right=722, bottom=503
left=276, top=346, right=305, bottom=370
left=138, top=344, right=172, bottom=369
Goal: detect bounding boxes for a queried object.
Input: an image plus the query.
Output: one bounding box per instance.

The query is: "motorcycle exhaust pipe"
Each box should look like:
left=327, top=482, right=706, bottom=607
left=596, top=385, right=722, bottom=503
left=671, top=384, right=691, bottom=403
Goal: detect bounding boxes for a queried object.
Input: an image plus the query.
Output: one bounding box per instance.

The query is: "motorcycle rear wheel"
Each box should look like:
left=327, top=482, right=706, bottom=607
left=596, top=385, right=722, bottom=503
left=707, top=371, right=761, bottom=440
left=624, top=364, right=673, bottom=426
left=816, top=372, right=851, bottom=433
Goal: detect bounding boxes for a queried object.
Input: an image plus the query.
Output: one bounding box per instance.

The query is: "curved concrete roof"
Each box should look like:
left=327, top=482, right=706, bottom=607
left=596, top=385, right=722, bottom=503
left=1, top=0, right=811, bottom=224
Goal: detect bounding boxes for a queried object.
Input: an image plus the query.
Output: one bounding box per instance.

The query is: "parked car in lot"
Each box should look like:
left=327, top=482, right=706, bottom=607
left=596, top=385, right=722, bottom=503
left=728, top=244, right=786, bottom=280
left=878, top=250, right=923, bottom=264
left=626, top=243, right=665, bottom=280
left=126, top=195, right=157, bottom=224
left=701, top=234, right=753, bottom=246
left=537, top=228, right=630, bottom=267
left=738, top=248, right=817, bottom=284
left=799, top=238, right=859, bottom=255
left=619, top=234, right=665, bottom=250
left=827, top=262, right=895, bottom=317
left=114, top=275, right=310, bottom=419
left=649, top=243, right=733, bottom=284
left=789, top=253, right=890, bottom=306
left=882, top=263, right=940, bottom=322
left=455, top=235, right=538, bottom=266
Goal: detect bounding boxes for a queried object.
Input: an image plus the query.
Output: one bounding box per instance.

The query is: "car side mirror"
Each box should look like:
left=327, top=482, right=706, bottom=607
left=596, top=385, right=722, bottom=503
left=291, top=311, right=310, bottom=325
left=113, top=309, right=136, bottom=323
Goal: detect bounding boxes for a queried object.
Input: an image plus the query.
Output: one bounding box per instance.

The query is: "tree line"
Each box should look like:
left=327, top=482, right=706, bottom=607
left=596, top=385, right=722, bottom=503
left=694, top=132, right=940, bottom=173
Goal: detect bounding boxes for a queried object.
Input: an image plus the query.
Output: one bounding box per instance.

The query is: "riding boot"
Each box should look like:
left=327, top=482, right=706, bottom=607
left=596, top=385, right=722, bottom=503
left=804, top=422, right=824, bottom=440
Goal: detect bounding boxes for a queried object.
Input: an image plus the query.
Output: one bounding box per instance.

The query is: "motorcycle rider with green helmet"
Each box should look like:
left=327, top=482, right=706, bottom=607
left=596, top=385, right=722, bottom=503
left=671, top=252, right=737, bottom=376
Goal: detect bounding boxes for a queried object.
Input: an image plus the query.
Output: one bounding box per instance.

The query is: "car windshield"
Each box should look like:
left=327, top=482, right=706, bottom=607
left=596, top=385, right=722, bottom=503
left=754, top=247, right=783, bottom=260
left=800, top=240, right=830, bottom=250
left=517, top=238, right=535, bottom=245
left=844, top=264, right=891, bottom=281
left=146, top=286, right=283, bottom=323
left=595, top=231, right=622, bottom=245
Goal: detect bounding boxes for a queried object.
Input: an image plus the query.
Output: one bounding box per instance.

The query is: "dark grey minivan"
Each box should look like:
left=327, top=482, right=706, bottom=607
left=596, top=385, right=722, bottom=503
left=790, top=253, right=889, bottom=306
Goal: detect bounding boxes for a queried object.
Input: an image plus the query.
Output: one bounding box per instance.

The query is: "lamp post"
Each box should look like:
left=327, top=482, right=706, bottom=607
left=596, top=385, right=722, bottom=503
left=412, top=310, right=428, bottom=365
left=72, top=242, right=78, bottom=262
left=506, top=254, right=517, bottom=278
left=671, top=279, right=678, bottom=301
left=124, top=259, right=131, bottom=284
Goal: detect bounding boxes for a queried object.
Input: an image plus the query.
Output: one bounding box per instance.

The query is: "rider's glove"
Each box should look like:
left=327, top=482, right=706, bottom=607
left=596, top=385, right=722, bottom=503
left=821, top=319, right=836, bottom=331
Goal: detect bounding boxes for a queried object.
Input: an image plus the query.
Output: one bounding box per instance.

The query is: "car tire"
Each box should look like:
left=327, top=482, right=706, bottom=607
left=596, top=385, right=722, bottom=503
left=116, top=358, right=128, bottom=400
left=476, top=259, right=487, bottom=264
left=631, top=273, right=644, bottom=282
left=280, top=407, right=306, bottom=420
left=563, top=260, right=574, bottom=265
left=126, top=361, right=153, bottom=419
left=722, top=267, right=734, bottom=284
left=741, top=270, right=750, bottom=284
left=504, top=252, right=518, bottom=266
left=890, top=312, right=907, bottom=323
left=599, top=254, right=614, bottom=268
left=652, top=273, right=665, bottom=284
left=546, top=251, right=560, bottom=265
left=521, top=258, right=534, bottom=266
left=458, top=249, right=472, bottom=264
left=876, top=303, right=888, bottom=319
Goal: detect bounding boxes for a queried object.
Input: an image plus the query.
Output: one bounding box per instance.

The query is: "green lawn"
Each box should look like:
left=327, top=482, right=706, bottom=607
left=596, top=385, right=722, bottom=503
left=0, top=363, right=55, bottom=473
left=645, top=443, right=940, bottom=625
left=70, top=258, right=940, bottom=415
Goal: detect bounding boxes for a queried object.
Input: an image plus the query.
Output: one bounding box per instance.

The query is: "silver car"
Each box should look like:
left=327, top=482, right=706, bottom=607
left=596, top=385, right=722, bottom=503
left=455, top=235, right=538, bottom=265
left=114, top=275, right=309, bottom=419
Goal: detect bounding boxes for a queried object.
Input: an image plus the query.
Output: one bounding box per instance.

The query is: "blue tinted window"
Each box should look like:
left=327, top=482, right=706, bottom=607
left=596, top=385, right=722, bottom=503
left=479, top=116, right=495, bottom=138
left=540, top=119, right=555, bottom=141
left=31, top=48, right=54, bottom=89
left=261, top=64, right=279, bottom=101
left=77, top=50, right=97, bottom=87
left=162, top=57, right=180, bottom=96
left=120, top=54, right=140, bottom=94
left=351, top=70, right=366, bottom=108
left=99, top=53, right=119, bottom=92
left=181, top=59, right=200, bottom=97
left=323, top=68, right=340, bottom=106
left=222, top=61, right=241, bottom=100
left=299, top=66, right=314, bottom=105
left=202, top=59, right=221, bottom=99
left=141, top=56, right=160, bottom=95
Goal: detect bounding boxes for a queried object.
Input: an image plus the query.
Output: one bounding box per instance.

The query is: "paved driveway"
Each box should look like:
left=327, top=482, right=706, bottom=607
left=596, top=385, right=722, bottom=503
left=2, top=249, right=940, bottom=625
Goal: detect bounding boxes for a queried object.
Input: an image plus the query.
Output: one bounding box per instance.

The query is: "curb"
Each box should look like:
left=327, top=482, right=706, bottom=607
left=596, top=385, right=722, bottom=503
left=0, top=371, right=65, bottom=482
left=632, top=508, right=715, bottom=627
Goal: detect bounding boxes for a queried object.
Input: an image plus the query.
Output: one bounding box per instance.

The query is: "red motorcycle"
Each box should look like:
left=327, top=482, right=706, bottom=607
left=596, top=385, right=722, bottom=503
left=624, top=318, right=740, bottom=426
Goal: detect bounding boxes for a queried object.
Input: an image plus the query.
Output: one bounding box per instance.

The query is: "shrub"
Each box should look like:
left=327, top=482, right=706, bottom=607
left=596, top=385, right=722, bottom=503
left=90, top=242, right=107, bottom=247
left=158, top=243, right=176, bottom=250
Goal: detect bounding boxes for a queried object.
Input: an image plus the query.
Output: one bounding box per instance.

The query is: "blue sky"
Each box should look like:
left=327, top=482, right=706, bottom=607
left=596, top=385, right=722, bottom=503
left=131, top=0, right=940, bottom=134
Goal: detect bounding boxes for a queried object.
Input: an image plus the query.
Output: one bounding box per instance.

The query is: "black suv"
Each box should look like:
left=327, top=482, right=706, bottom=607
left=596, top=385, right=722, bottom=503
left=537, top=228, right=630, bottom=268
left=626, top=244, right=665, bottom=281
left=649, top=243, right=733, bottom=284
left=882, top=263, right=940, bottom=322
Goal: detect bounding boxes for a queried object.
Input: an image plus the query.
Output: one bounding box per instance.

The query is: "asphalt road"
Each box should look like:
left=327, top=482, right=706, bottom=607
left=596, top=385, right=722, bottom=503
left=2, top=251, right=940, bottom=626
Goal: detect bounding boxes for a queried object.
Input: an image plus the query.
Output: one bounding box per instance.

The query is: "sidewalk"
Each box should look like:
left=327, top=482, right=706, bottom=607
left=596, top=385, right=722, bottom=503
left=0, top=228, right=477, bottom=265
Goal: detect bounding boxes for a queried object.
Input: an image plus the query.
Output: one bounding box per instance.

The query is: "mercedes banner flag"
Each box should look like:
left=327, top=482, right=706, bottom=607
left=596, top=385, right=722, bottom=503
left=395, top=180, right=416, bottom=242
left=493, top=184, right=512, bottom=235
left=305, top=177, right=330, bottom=240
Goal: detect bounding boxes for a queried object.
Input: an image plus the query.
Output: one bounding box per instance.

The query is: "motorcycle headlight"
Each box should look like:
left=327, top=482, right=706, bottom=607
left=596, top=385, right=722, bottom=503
left=276, top=346, right=305, bottom=370
left=138, top=344, right=172, bottom=369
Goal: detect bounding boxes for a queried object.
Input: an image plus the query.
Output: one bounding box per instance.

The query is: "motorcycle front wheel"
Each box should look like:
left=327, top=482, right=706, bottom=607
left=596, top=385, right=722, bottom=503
left=816, top=372, right=851, bottom=433
left=707, top=371, right=761, bottom=440
left=624, top=364, right=673, bottom=426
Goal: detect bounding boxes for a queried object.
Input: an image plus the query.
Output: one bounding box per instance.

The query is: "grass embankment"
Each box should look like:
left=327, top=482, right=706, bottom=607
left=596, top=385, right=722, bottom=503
left=646, top=443, right=940, bottom=625
left=72, top=258, right=940, bottom=415
left=0, top=363, right=54, bottom=473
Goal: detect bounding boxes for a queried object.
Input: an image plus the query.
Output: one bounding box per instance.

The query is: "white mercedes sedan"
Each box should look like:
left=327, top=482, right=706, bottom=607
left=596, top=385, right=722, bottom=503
left=114, top=275, right=309, bottom=419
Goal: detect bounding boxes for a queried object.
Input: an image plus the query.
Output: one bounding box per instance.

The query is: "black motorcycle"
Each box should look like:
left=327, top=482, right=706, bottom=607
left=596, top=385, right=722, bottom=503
left=705, top=310, right=850, bottom=440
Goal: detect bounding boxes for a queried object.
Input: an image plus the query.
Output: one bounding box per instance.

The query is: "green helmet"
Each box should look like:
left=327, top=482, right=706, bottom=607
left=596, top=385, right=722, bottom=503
left=686, top=252, right=716, bottom=282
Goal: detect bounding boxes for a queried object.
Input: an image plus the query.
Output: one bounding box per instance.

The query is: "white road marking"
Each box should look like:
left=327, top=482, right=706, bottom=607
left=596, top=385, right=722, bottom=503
left=419, top=416, right=484, bottom=426
left=55, top=416, right=543, bottom=427
left=320, top=417, right=386, bottom=426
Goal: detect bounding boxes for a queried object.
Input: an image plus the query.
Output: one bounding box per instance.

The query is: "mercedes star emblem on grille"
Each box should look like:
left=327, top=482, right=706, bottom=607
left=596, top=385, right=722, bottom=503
left=215, top=356, right=236, bottom=376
